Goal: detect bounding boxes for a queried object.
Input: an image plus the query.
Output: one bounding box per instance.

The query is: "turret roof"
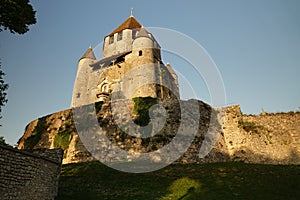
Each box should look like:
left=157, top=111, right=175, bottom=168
left=80, top=46, right=96, bottom=60
left=136, top=27, right=151, bottom=38
left=108, top=16, right=142, bottom=36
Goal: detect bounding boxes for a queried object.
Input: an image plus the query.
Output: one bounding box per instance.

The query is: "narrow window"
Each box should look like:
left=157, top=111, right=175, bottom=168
left=102, top=84, right=108, bottom=92
left=109, top=35, right=114, bottom=44
left=117, top=31, right=122, bottom=41
left=139, top=50, right=142, bottom=56
left=132, top=30, right=137, bottom=39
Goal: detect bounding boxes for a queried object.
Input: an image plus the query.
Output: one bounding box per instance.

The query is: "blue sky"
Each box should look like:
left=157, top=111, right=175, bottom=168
left=0, top=0, right=300, bottom=145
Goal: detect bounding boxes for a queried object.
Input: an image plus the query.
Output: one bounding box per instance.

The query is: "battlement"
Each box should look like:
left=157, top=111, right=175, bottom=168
left=103, top=16, right=160, bottom=58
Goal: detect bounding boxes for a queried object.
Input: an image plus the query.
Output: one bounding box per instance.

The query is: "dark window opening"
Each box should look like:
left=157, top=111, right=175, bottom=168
left=157, top=90, right=161, bottom=98
left=117, top=31, right=122, bottom=41
left=132, top=30, right=137, bottom=39
left=109, top=55, right=125, bottom=66
left=139, top=50, right=142, bottom=56
left=109, top=35, right=114, bottom=44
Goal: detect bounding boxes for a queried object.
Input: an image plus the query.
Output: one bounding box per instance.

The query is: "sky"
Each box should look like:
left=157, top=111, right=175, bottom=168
left=0, top=0, right=300, bottom=145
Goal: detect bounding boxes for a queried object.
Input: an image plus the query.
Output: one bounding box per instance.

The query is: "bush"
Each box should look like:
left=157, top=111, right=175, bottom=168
left=238, top=119, right=266, bottom=134
left=24, top=117, right=46, bottom=149
left=0, top=136, right=9, bottom=146
left=132, top=97, right=157, bottom=126
left=54, top=129, right=72, bottom=150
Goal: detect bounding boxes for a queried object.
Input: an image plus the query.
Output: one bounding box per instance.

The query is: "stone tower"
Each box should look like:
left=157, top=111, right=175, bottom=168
left=71, top=15, right=179, bottom=107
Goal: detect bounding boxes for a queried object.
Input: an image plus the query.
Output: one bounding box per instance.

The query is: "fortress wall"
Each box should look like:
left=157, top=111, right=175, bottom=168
left=0, top=145, right=63, bottom=200
left=18, top=99, right=300, bottom=165
left=220, top=105, right=300, bottom=164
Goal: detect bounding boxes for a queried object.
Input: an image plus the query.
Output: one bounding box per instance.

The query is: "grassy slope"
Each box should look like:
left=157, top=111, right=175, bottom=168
left=57, top=161, right=300, bottom=200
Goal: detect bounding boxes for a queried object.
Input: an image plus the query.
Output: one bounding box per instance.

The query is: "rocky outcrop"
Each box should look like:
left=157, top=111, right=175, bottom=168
left=17, top=98, right=300, bottom=165
left=18, top=109, right=94, bottom=164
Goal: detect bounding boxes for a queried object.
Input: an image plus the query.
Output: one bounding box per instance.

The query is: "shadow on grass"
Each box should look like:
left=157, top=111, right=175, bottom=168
left=56, top=161, right=300, bottom=200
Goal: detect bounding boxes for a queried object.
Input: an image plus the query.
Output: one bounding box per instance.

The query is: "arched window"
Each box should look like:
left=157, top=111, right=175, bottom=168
left=102, top=84, right=108, bottom=92
left=139, top=50, right=142, bottom=56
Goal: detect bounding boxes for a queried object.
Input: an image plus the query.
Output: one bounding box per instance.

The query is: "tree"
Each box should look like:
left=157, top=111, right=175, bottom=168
left=0, top=135, right=12, bottom=147
left=0, top=0, right=36, bottom=124
left=0, top=63, right=8, bottom=123
left=0, top=0, right=36, bottom=34
left=0, top=135, right=7, bottom=145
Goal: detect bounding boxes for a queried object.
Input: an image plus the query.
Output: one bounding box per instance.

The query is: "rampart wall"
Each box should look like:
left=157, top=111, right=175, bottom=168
left=17, top=99, right=300, bottom=165
left=0, top=145, right=63, bottom=200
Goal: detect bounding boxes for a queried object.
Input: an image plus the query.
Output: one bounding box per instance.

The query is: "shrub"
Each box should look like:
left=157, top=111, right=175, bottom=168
left=0, top=136, right=9, bottom=146
left=132, top=97, right=157, bottom=126
left=24, top=117, right=46, bottom=149
left=238, top=119, right=266, bottom=134
left=54, top=129, right=72, bottom=150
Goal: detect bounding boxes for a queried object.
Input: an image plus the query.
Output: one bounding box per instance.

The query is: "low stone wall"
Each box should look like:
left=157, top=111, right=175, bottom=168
left=0, top=145, right=63, bottom=200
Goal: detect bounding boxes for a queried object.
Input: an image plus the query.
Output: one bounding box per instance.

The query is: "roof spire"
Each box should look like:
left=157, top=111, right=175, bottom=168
left=108, top=14, right=142, bottom=36
left=130, top=7, right=134, bottom=17
left=80, top=46, right=96, bottom=60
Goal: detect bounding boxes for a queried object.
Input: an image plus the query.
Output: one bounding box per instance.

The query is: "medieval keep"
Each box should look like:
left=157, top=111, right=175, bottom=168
left=71, top=15, right=179, bottom=107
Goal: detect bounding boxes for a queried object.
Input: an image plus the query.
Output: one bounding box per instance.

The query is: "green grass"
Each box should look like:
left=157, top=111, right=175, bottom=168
left=56, top=161, right=300, bottom=200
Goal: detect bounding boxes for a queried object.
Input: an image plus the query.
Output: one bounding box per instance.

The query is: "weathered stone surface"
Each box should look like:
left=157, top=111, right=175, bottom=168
left=0, top=145, right=63, bottom=200
left=18, top=99, right=300, bottom=165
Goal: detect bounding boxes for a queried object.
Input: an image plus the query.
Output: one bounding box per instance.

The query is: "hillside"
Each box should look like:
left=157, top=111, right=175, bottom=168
left=57, top=161, right=300, bottom=200
left=17, top=98, right=300, bottom=165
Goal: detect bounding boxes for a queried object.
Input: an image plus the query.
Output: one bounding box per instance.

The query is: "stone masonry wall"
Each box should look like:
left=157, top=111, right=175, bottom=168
left=18, top=99, right=300, bottom=165
left=0, top=145, right=63, bottom=200
left=221, top=105, right=300, bottom=164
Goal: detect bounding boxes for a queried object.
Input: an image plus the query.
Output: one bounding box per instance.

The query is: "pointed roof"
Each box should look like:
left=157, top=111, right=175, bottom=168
left=166, top=63, right=176, bottom=75
left=108, top=16, right=142, bottom=36
left=136, top=27, right=151, bottom=38
left=80, top=46, right=96, bottom=60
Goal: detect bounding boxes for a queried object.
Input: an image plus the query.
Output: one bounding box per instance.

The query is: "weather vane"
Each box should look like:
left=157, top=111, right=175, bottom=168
left=130, top=7, right=134, bottom=16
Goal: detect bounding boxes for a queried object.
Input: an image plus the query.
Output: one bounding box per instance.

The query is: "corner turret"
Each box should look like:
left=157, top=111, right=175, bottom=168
left=77, top=46, right=96, bottom=81
left=132, top=27, right=154, bottom=50
left=80, top=46, right=96, bottom=60
left=71, top=46, right=97, bottom=108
